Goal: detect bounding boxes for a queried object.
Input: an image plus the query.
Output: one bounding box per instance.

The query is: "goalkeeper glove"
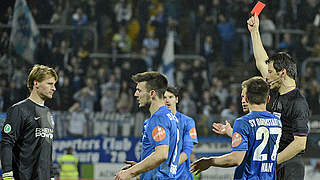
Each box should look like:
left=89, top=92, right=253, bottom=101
left=2, top=171, right=14, bottom=180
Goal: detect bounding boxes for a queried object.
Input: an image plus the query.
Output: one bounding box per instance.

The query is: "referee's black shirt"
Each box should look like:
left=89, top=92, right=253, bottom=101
left=1, top=99, right=54, bottom=180
left=268, top=88, right=310, bottom=155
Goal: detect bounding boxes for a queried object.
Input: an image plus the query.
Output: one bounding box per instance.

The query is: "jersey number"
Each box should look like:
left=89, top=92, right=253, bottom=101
left=253, top=127, right=281, bottom=161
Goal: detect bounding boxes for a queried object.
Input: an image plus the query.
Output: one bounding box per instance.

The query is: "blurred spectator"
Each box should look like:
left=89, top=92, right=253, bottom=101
left=101, top=74, right=120, bottom=96
left=67, top=103, right=87, bottom=137
left=112, top=26, right=132, bottom=53
left=279, top=33, right=293, bottom=51
left=260, top=13, right=276, bottom=51
left=100, top=88, right=117, bottom=113
left=306, top=79, right=320, bottom=115
left=73, top=86, right=96, bottom=114
left=59, top=76, right=75, bottom=111
left=71, top=7, right=88, bottom=48
left=11, top=67, right=26, bottom=90
left=220, top=103, right=238, bottom=123
left=150, top=6, right=167, bottom=48
left=3, top=81, right=24, bottom=112
left=180, top=91, right=197, bottom=118
left=36, top=37, right=51, bottom=66
left=116, top=81, right=133, bottom=113
left=217, top=14, right=235, bottom=66
left=114, top=0, right=132, bottom=26
left=207, top=0, right=224, bottom=25
left=214, top=78, right=229, bottom=108
left=127, top=13, right=140, bottom=49
left=141, top=48, right=153, bottom=71
left=143, top=30, right=159, bottom=57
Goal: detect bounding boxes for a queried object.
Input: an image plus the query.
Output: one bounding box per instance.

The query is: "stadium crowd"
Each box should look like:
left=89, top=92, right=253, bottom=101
left=0, top=0, right=320, bottom=137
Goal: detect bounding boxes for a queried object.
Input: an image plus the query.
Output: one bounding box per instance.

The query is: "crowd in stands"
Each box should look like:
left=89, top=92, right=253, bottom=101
left=0, top=0, right=320, bottom=137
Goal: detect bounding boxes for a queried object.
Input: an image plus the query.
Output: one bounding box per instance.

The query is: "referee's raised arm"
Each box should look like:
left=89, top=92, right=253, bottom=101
left=247, top=14, right=269, bottom=78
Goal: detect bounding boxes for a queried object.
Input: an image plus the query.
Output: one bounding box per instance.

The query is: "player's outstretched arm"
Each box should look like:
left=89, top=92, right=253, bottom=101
left=247, top=14, right=269, bottom=78
left=190, top=151, right=246, bottom=175
left=277, top=136, right=307, bottom=164
left=115, top=145, right=169, bottom=180
left=212, top=121, right=233, bottom=137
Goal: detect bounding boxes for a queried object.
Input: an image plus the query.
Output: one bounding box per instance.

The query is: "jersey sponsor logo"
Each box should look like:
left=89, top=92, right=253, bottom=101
left=152, top=126, right=166, bottom=142
left=3, top=124, right=12, bottom=133
left=232, top=132, right=242, bottom=147
left=34, top=116, right=40, bottom=120
left=35, top=127, right=53, bottom=139
left=189, top=128, right=197, bottom=139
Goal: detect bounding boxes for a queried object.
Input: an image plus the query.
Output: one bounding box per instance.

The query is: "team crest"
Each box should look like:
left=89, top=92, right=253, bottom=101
left=189, top=128, right=197, bottom=139
left=232, top=132, right=242, bottom=147
left=3, top=124, right=12, bottom=133
left=152, top=126, right=166, bottom=141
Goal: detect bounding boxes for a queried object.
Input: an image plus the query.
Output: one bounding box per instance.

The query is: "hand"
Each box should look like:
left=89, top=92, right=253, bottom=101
left=115, top=169, right=134, bottom=180
left=2, top=171, right=14, bottom=180
left=247, top=13, right=259, bottom=32
left=190, top=157, right=212, bottom=175
left=121, top=161, right=137, bottom=170
left=212, top=121, right=232, bottom=136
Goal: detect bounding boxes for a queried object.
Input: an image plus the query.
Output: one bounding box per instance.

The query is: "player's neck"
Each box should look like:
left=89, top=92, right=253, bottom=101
left=248, top=104, right=266, bottom=112
left=149, top=100, right=165, bottom=116
left=29, top=91, right=45, bottom=105
left=279, top=77, right=296, bottom=95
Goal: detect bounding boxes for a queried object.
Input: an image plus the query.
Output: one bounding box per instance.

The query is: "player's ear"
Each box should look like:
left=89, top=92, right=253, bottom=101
left=281, top=69, right=287, bottom=78
left=150, top=90, right=156, bottom=98
left=176, top=97, right=179, bottom=104
left=267, top=95, right=270, bottom=103
left=34, top=80, right=39, bottom=89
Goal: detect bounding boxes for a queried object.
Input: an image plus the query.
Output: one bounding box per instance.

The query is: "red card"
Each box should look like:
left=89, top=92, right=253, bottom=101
left=251, top=1, right=266, bottom=16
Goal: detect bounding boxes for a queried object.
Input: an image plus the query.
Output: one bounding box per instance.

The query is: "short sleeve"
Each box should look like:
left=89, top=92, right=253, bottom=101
left=231, top=118, right=249, bottom=151
left=292, top=98, right=309, bottom=136
left=146, top=115, right=171, bottom=147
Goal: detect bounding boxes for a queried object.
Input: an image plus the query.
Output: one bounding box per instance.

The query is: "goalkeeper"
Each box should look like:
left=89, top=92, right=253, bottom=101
left=1, top=65, right=58, bottom=180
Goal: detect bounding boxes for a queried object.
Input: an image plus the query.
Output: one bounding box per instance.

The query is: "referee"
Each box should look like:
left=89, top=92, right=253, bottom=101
left=248, top=14, right=309, bottom=180
left=1, top=65, right=58, bottom=180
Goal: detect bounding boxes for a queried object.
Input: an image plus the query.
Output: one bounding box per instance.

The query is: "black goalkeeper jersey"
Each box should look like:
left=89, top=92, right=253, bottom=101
left=268, top=88, right=310, bottom=154
left=1, top=99, right=54, bottom=180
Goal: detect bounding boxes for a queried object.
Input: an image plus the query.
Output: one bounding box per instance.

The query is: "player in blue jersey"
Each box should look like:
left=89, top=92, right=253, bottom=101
left=164, top=86, right=198, bottom=180
left=190, top=77, right=282, bottom=180
left=115, top=72, right=180, bottom=180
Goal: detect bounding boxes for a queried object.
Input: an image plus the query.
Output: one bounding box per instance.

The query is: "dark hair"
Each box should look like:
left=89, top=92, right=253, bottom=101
left=245, top=77, right=269, bottom=105
left=66, top=147, right=73, bottom=154
left=265, top=52, right=297, bottom=80
left=166, top=86, right=179, bottom=98
left=131, top=72, right=168, bottom=98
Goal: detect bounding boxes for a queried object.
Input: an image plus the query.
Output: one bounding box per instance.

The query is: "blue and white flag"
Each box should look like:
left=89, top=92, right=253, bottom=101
left=159, top=31, right=175, bottom=85
left=10, top=0, right=39, bottom=63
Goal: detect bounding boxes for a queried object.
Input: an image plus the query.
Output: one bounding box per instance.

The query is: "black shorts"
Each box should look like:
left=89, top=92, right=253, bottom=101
left=276, top=155, right=305, bottom=180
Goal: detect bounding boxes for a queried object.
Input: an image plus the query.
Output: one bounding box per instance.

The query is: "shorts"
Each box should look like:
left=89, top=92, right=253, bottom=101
left=276, top=155, right=305, bottom=180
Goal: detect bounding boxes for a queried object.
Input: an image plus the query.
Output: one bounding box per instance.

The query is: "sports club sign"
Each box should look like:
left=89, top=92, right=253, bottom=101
left=53, top=136, right=232, bottom=163
left=53, top=137, right=142, bottom=163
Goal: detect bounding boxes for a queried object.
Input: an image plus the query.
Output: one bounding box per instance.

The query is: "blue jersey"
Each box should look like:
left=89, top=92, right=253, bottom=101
left=140, top=106, right=180, bottom=180
left=232, top=111, right=282, bottom=180
left=175, top=112, right=198, bottom=180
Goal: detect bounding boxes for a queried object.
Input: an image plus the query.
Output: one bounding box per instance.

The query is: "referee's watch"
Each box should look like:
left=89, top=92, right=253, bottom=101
left=2, top=171, right=14, bottom=180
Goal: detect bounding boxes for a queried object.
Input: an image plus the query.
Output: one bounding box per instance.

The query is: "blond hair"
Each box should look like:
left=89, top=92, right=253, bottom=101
left=27, top=64, right=58, bottom=92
